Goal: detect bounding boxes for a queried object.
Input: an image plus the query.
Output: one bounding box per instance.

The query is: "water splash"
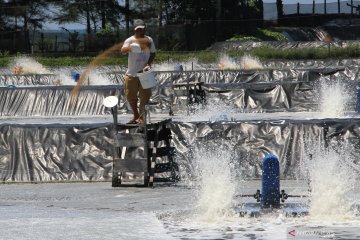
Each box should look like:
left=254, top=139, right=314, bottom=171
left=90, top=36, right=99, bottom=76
left=54, top=72, right=75, bottom=85
left=155, top=58, right=206, bottom=71
left=183, top=99, right=237, bottom=122
left=11, top=57, right=51, bottom=74
left=304, top=144, right=358, bottom=221
left=190, top=143, right=238, bottom=223
left=218, top=54, right=238, bottom=70
left=51, top=69, right=113, bottom=86
left=239, top=54, right=263, bottom=70
left=319, top=81, right=351, bottom=117
left=217, top=54, right=263, bottom=70
left=88, top=72, right=112, bottom=85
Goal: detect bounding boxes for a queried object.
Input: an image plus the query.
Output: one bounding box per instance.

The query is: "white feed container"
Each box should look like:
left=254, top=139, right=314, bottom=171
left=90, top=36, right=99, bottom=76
left=137, top=69, right=157, bottom=89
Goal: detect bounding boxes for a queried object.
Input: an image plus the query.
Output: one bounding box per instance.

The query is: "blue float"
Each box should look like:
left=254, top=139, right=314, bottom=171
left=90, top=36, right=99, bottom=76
left=71, top=72, right=80, bottom=82
left=356, top=88, right=360, bottom=113
left=261, top=154, right=280, bottom=208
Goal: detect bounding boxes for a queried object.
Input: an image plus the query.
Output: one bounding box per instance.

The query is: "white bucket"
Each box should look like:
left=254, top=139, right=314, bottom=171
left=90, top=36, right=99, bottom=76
left=137, top=69, right=157, bottom=89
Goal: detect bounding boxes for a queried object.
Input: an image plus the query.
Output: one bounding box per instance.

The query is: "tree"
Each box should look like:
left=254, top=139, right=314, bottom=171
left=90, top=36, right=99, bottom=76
left=52, top=0, right=94, bottom=35
left=161, top=0, right=188, bottom=24
left=52, top=0, right=126, bottom=34
left=95, top=0, right=124, bottom=29
left=1, top=0, right=50, bottom=51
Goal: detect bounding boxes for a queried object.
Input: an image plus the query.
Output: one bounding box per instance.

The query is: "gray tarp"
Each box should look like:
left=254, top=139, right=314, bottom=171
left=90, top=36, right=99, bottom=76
left=1, top=119, right=360, bottom=182
left=1, top=66, right=360, bottom=182
left=208, top=40, right=360, bottom=51
left=0, top=124, right=114, bottom=182
left=0, top=86, right=121, bottom=116
left=0, top=66, right=359, bottom=116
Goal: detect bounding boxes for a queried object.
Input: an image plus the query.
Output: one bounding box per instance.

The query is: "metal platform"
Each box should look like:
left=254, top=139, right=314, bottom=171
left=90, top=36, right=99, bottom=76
left=237, top=202, right=309, bottom=217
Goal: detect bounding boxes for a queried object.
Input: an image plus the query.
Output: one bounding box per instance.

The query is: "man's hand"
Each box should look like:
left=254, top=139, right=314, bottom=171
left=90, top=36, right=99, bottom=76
left=143, top=65, right=151, bottom=72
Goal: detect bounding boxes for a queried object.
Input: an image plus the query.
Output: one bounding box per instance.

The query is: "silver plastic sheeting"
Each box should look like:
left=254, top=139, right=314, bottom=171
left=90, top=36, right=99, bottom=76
left=0, top=68, right=358, bottom=116
left=170, top=119, right=360, bottom=180
left=0, top=124, right=114, bottom=182
left=261, top=59, right=360, bottom=69
left=1, top=64, right=360, bottom=182
left=2, top=119, right=360, bottom=182
left=2, top=66, right=358, bottom=86
left=0, top=86, right=122, bottom=116
left=208, top=40, right=360, bottom=51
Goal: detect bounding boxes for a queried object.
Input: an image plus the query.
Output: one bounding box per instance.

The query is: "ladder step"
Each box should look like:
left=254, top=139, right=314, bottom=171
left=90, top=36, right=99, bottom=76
left=148, top=147, right=175, bottom=157
left=154, top=177, right=178, bottom=183
left=114, top=157, right=147, bottom=172
left=154, top=162, right=178, bottom=173
left=115, top=133, right=146, bottom=147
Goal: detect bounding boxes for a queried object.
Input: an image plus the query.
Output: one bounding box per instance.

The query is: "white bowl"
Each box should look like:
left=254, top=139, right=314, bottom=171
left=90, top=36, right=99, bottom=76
left=103, top=96, right=119, bottom=108
left=130, top=43, right=141, bottom=53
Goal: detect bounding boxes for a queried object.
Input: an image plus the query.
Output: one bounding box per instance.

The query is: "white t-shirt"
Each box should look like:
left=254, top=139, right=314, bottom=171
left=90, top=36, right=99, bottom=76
left=122, top=35, right=156, bottom=77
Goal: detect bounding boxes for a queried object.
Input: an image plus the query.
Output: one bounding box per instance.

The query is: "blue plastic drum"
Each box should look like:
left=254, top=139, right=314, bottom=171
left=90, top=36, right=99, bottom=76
left=261, top=154, right=280, bottom=208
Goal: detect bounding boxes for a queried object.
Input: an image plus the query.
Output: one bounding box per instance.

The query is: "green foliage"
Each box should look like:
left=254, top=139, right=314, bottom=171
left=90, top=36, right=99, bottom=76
left=2, top=44, right=360, bottom=67
left=97, top=23, right=114, bottom=36
left=258, top=29, right=287, bottom=41
left=228, top=36, right=260, bottom=41
left=33, top=55, right=128, bottom=66
left=34, top=56, right=92, bottom=66
left=0, top=56, right=12, bottom=67
left=0, top=50, right=10, bottom=57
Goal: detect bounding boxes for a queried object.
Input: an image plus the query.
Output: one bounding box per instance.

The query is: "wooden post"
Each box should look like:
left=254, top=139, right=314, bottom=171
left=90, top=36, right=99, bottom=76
left=312, top=0, right=315, bottom=26
left=312, top=0, right=315, bottom=15
left=54, top=35, right=58, bottom=52
left=297, top=3, right=300, bottom=25
left=324, top=0, right=327, bottom=15
left=297, top=2, right=300, bottom=15
left=337, top=0, right=340, bottom=15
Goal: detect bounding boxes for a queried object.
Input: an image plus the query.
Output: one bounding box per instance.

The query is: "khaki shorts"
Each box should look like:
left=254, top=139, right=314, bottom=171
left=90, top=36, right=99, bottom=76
left=124, top=75, right=151, bottom=113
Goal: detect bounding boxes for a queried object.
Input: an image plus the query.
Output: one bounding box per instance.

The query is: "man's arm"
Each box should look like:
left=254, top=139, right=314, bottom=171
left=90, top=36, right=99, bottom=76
left=121, top=45, right=131, bottom=54
left=147, top=52, right=155, bottom=66
left=121, top=38, right=132, bottom=54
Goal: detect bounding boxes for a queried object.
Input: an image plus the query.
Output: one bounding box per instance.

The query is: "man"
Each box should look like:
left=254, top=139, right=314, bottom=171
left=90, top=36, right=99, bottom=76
left=121, top=19, right=156, bottom=124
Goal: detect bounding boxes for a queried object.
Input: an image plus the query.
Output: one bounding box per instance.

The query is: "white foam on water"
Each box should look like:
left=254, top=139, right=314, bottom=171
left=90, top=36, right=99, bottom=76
left=239, top=54, right=263, bottom=70
left=53, top=71, right=76, bottom=85
left=11, top=57, right=51, bottom=74
left=154, top=60, right=177, bottom=71
left=189, top=143, right=238, bottom=223
left=183, top=99, right=237, bottom=122
left=217, top=54, right=263, bottom=70
left=52, top=70, right=113, bottom=86
left=155, top=58, right=206, bottom=71
left=319, top=80, right=351, bottom=117
left=218, top=54, right=238, bottom=70
left=304, top=144, right=358, bottom=222
left=88, top=71, right=112, bottom=85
